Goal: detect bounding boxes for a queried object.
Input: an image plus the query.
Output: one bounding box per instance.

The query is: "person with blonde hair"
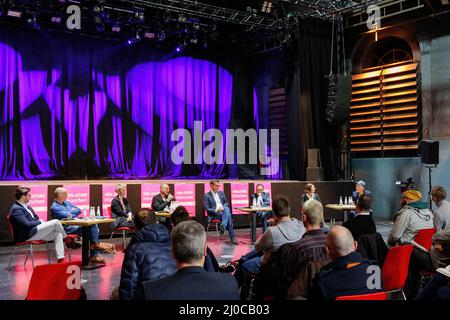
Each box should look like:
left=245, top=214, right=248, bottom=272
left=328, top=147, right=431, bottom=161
left=111, top=184, right=134, bottom=228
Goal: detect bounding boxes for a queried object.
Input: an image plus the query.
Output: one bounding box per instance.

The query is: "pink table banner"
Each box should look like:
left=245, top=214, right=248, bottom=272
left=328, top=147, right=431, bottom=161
left=254, top=182, right=272, bottom=206
left=230, top=183, right=249, bottom=215
left=63, top=184, right=90, bottom=215
left=102, top=184, right=118, bottom=218
left=174, top=183, right=196, bottom=217
left=141, top=184, right=161, bottom=209
left=27, top=184, right=48, bottom=221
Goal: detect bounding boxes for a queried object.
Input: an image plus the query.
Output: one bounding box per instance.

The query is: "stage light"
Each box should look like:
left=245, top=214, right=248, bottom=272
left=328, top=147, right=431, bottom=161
left=157, top=31, right=165, bottom=41
left=7, top=10, right=23, bottom=18
left=129, top=9, right=145, bottom=24
left=190, top=37, right=198, bottom=44
left=144, top=32, right=156, bottom=39
left=127, top=30, right=141, bottom=45
left=51, top=16, right=62, bottom=23
left=176, top=44, right=185, bottom=53
left=178, top=14, right=187, bottom=22
left=27, top=15, right=40, bottom=30
left=112, top=24, right=121, bottom=32
left=261, top=1, right=273, bottom=13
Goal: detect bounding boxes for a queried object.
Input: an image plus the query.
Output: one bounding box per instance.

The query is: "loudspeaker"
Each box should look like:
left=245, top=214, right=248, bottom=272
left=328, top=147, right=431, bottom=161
left=325, top=74, right=352, bottom=124
left=420, top=140, right=439, bottom=165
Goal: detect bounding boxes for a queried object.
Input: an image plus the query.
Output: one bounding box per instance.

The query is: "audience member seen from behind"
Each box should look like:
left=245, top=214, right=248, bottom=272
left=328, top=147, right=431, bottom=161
left=139, top=221, right=239, bottom=300
left=118, top=209, right=176, bottom=300
left=230, top=197, right=306, bottom=287
left=343, top=194, right=377, bottom=241
left=283, top=199, right=330, bottom=299
left=387, top=190, right=433, bottom=246
left=310, top=226, right=382, bottom=300
left=170, top=205, right=219, bottom=272
left=9, top=187, right=68, bottom=263
left=111, top=184, right=134, bottom=228
left=406, top=229, right=450, bottom=299
left=431, top=186, right=450, bottom=231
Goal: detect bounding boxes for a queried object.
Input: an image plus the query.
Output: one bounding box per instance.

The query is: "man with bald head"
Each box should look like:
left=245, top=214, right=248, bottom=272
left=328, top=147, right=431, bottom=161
left=310, top=226, right=382, bottom=299
left=51, top=187, right=104, bottom=263
left=152, top=184, right=175, bottom=212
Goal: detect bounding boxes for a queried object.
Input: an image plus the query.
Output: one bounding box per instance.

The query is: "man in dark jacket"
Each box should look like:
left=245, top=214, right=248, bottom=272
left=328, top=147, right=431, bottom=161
left=9, top=187, right=68, bottom=263
left=171, top=206, right=219, bottom=272
left=310, top=226, right=382, bottom=299
left=139, top=221, right=239, bottom=300
left=119, top=209, right=176, bottom=300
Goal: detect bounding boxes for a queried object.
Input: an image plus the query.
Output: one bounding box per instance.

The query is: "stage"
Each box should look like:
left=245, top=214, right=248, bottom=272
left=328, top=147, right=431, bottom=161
left=0, top=180, right=354, bottom=243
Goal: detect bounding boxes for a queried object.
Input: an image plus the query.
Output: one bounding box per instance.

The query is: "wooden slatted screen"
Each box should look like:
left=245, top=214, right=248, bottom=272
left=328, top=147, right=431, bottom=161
left=350, top=60, right=420, bottom=153
left=268, top=88, right=288, bottom=155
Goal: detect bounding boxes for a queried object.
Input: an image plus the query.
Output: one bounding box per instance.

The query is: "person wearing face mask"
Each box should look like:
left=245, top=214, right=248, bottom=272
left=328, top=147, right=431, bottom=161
left=111, top=184, right=134, bottom=228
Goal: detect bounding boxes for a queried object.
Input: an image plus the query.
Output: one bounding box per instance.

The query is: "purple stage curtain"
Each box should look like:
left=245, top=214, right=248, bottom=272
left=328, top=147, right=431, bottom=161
left=0, top=26, right=241, bottom=180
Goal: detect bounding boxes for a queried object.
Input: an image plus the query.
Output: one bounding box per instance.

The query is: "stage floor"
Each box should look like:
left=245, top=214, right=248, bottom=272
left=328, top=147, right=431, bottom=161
left=0, top=220, right=392, bottom=300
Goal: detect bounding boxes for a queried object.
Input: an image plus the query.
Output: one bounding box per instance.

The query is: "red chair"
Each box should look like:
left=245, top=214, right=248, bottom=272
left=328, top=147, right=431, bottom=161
left=336, top=292, right=387, bottom=300
left=26, top=261, right=83, bottom=300
left=414, top=228, right=436, bottom=251
left=108, top=206, right=133, bottom=249
left=206, top=218, right=222, bottom=238
left=382, top=244, right=414, bottom=299
left=6, top=214, right=51, bottom=270
left=64, top=234, right=79, bottom=262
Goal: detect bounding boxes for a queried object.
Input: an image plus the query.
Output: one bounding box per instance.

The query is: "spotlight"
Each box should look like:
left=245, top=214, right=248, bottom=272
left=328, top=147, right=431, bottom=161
left=157, top=31, right=165, bottom=41
left=176, top=44, right=184, bottom=53
left=7, top=10, right=23, bottom=18
left=129, top=9, right=145, bottom=24
left=261, top=1, right=273, bottom=13
left=178, top=14, right=187, bottom=22
left=51, top=16, right=62, bottom=23
left=190, top=37, right=198, bottom=44
left=127, top=30, right=141, bottom=45
left=112, top=24, right=121, bottom=32
left=27, top=15, right=40, bottom=30
left=144, top=32, right=156, bottom=39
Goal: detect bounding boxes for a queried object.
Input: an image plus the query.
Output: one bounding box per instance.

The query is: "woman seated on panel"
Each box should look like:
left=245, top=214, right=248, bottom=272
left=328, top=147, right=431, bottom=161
left=300, top=183, right=328, bottom=231
left=111, top=184, right=135, bottom=228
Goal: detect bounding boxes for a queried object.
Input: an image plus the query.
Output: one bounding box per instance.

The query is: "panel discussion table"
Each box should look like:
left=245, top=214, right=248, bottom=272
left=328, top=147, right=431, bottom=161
left=61, top=218, right=116, bottom=270
left=234, top=206, right=273, bottom=244
left=325, top=204, right=356, bottom=223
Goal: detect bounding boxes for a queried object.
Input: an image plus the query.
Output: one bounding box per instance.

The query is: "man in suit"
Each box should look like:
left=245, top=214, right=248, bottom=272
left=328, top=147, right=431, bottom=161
left=203, top=179, right=238, bottom=245
left=139, top=220, right=239, bottom=300
left=9, top=187, right=69, bottom=263
left=251, top=184, right=272, bottom=233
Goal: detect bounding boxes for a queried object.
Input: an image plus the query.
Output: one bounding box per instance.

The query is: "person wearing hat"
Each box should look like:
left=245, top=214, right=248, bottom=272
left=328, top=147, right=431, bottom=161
left=352, top=180, right=371, bottom=206
left=387, top=190, right=433, bottom=247
left=349, top=180, right=372, bottom=220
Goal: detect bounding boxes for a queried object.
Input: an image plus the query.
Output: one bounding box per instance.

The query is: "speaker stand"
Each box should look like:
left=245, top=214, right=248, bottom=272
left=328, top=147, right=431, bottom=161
left=425, top=164, right=437, bottom=209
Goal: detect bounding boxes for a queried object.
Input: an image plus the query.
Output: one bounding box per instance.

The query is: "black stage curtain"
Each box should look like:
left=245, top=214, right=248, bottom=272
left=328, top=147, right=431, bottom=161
left=286, top=19, right=339, bottom=180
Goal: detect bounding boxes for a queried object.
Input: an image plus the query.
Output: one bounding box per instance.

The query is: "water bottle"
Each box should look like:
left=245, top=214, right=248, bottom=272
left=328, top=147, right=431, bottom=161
left=83, top=208, right=87, bottom=219
left=348, top=196, right=352, bottom=205
left=344, top=196, right=348, bottom=205
left=339, top=196, right=343, bottom=206
left=90, top=206, right=94, bottom=219
left=96, top=206, right=100, bottom=218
